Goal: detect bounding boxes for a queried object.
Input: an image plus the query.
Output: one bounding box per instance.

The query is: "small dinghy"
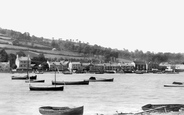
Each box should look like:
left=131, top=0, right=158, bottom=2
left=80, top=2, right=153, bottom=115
left=52, top=80, right=89, bottom=85
left=88, top=77, right=114, bottom=82
left=164, top=84, right=184, bottom=87
left=29, top=85, right=64, bottom=91
left=39, top=106, right=84, bottom=115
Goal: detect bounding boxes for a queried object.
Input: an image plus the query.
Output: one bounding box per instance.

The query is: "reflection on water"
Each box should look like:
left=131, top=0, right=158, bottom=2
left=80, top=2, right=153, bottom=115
left=1, top=73, right=184, bottom=115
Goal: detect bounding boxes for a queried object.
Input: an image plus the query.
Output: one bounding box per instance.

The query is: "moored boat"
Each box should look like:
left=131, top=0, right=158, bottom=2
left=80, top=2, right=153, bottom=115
left=52, top=80, right=89, bottom=85
left=29, top=85, right=64, bottom=91
left=88, top=77, right=114, bottom=82
left=39, top=106, right=83, bottom=115
left=172, top=81, right=184, bottom=85
left=142, top=104, right=184, bottom=113
left=25, top=79, right=45, bottom=83
left=12, top=75, right=37, bottom=80
left=164, top=84, right=184, bottom=87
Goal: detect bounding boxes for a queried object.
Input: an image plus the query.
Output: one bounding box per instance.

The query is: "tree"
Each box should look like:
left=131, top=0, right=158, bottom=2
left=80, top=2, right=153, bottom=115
left=8, top=53, right=16, bottom=68
left=0, top=49, right=8, bottom=62
left=37, top=53, right=47, bottom=62
left=16, top=51, right=26, bottom=57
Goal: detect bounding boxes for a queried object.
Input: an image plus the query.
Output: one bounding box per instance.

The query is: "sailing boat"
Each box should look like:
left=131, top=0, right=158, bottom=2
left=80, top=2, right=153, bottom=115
left=25, top=55, right=44, bottom=83
left=29, top=63, right=64, bottom=91
left=52, top=62, right=89, bottom=85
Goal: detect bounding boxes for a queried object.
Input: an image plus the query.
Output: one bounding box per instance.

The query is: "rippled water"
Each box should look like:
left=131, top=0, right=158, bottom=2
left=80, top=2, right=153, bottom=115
left=1, top=72, right=184, bottom=115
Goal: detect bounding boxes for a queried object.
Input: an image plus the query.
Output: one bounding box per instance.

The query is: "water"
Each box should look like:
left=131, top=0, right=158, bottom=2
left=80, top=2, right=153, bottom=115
left=1, top=72, right=184, bottom=115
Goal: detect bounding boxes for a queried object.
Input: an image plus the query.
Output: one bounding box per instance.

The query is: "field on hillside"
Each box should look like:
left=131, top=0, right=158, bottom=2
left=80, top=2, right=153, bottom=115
left=0, top=44, right=86, bottom=59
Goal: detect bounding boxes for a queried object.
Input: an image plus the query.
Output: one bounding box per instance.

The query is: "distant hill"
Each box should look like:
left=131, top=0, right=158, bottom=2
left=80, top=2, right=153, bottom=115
left=0, top=44, right=87, bottom=60
left=1, top=27, right=184, bottom=64
left=0, top=32, right=88, bottom=61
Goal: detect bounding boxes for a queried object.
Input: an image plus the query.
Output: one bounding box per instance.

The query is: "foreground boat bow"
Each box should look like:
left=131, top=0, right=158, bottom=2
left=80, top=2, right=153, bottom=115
left=39, top=106, right=84, bottom=115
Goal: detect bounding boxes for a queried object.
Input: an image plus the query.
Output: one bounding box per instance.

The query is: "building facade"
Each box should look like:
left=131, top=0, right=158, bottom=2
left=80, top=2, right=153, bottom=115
left=15, top=55, right=31, bottom=70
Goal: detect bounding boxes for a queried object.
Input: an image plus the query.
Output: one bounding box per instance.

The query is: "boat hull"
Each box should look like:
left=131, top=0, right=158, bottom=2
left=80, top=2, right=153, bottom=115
left=29, top=85, right=64, bottom=91
left=164, top=84, right=184, bottom=87
left=12, top=75, right=37, bottom=80
left=89, top=77, right=114, bottom=82
left=25, top=80, right=45, bottom=83
left=52, top=80, right=89, bottom=85
left=172, top=81, right=184, bottom=85
left=39, top=106, right=83, bottom=115
left=142, top=104, right=184, bottom=112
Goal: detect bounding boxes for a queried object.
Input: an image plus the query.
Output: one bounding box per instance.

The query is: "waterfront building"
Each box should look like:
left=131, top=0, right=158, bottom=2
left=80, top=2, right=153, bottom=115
left=104, top=63, right=121, bottom=72
left=71, top=62, right=82, bottom=71
left=134, top=60, right=147, bottom=71
left=175, top=64, right=184, bottom=72
left=49, top=62, right=61, bottom=71
left=15, top=55, right=31, bottom=70
left=159, top=62, right=176, bottom=72
left=121, top=63, right=135, bottom=73
left=89, top=63, right=105, bottom=73
left=147, top=62, right=159, bottom=72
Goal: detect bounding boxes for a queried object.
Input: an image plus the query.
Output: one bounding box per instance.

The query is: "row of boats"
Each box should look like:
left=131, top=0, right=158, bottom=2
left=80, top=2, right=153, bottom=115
left=11, top=73, right=114, bottom=91
left=11, top=73, right=184, bottom=115
left=11, top=73, right=114, bottom=115
left=37, top=103, right=184, bottom=115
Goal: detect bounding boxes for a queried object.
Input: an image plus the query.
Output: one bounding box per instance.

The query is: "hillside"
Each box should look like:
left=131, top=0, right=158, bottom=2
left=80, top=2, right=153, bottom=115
left=0, top=31, right=89, bottom=61
left=1, top=27, right=184, bottom=64
left=0, top=44, right=88, bottom=60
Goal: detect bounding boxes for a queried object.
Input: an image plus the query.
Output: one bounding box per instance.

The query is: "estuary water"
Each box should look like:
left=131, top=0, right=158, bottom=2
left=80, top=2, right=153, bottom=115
left=1, top=72, right=184, bottom=115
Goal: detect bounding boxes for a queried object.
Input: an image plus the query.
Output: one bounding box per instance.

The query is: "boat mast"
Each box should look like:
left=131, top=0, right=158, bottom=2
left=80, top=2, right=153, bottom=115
left=54, top=64, right=56, bottom=87
left=27, top=54, right=30, bottom=79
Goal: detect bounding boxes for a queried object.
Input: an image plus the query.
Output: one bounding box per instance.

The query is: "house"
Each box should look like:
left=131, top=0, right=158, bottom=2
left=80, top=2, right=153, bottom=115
left=60, top=60, right=70, bottom=71
left=175, top=64, right=184, bottom=72
left=0, top=61, right=10, bottom=72
left=81, top=63, right=91, bottom=71
left=71, top=62, right=81, bottom=71
left=89, top=63, right=105, bottom=73
left=15, top=55, right=31, bottom=70
left=147, top=62, right=159, bottom=72
left=134, top=60, right=147, bottom=71
left=159, top=62, right=175, bottom=72
left=49, top=62, right=62, bottom=71
left=121, top=63, right=135, bottom=73
left=104, top=63, right=121, bottom=72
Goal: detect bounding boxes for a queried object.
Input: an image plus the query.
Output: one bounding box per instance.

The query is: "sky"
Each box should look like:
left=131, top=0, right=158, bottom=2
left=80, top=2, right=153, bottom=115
left=0, top=0, right=184, bottom=53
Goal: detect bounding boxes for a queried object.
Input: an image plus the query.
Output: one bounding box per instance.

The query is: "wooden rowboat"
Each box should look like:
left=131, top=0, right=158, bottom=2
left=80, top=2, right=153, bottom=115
left=29, top=85, right=64, bottom=91
left=142, top=104, right=184, bottom=112
left=88, top=77, right=114, bottom=82
left=39, top=106, right=83, bottom=115
left=164, top=84, right=184, bottom=87
left=172, top=81, right=184, bottom=85
left=52, top=80, right=89, bottom=85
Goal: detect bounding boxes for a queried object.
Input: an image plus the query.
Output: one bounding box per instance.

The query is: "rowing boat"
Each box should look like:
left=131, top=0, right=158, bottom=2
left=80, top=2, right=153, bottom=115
left=52, top=80, right=89, bottom=85
left=39, top=106, right=84, bottom=115
left=88, top=77, right=114, bottom=82
left=142, top=104, right=184, bottom=112
left=25, top=79, right=45, bottom=83
left=164, top=84, right=184, bottom=87
left=29, top=85, right=64, bottom=91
